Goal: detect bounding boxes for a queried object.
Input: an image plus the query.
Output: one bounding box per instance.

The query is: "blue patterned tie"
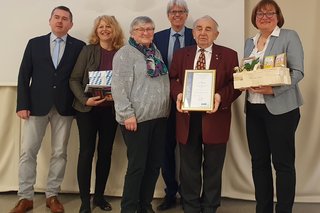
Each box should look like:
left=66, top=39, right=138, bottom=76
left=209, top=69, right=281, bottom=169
left=52, top=38, right=62, bottom=68
left=173, top=33, right=181, bottom=52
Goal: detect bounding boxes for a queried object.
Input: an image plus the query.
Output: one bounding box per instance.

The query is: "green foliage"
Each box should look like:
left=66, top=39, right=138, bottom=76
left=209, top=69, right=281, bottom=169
left=244, top=58, right=260, bottom=71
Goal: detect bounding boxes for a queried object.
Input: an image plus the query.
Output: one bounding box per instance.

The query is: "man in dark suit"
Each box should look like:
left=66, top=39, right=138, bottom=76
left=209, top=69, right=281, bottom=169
left=170, top=15, right=241, bottom=213
left=153, top=0, right=196, bottom=211
left=10, top=6, right=85, bottom=213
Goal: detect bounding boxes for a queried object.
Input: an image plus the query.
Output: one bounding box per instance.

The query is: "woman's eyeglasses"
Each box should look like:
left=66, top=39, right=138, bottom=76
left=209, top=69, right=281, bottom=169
left=134, top=28, right=155, bottom=33
left=256, top=12, right=277, bottom=19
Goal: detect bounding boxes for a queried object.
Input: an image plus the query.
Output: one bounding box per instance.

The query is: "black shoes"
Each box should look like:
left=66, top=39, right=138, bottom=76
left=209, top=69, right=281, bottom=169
left=93, top=197, right=112, bottom=211
left=79, top=197, right=111, bottom=213
left=137, top=207, right=155, bottom=213
left=79, top=202, right=91, bottom=213
left=156, top=197, right=176, bottom=211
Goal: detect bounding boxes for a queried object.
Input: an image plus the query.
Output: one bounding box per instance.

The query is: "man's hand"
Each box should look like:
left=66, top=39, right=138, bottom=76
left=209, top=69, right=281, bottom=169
left=17, top=110, right=30, bottom=120
left=206, top=93, right=221, bottom=114
left=176, top=93, right=188, bottom=113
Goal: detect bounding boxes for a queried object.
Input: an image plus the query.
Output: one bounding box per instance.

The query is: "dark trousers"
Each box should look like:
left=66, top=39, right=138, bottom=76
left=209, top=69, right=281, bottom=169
left=246, top=102, right=300, bottom=213
left=120, top=118, right=167, bottom=213
left=76, top=107, right=117, bottom=204
left=180, top=112, right=226, bottom=213
left=161, top=103, right=179, bottom=199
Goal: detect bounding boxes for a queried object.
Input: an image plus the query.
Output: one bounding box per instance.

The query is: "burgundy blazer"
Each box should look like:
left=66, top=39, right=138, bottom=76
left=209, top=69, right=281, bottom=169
left=170, top=44, right=241, bottom=144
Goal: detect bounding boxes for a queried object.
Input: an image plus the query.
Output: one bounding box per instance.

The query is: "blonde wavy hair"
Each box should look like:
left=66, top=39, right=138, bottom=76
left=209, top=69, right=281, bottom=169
left=88, top=15, right=125, bottom=50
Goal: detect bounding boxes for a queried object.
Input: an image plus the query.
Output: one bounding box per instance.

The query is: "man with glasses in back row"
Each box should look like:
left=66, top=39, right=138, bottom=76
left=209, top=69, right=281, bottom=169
left=153, top=0, right=196, bottom=211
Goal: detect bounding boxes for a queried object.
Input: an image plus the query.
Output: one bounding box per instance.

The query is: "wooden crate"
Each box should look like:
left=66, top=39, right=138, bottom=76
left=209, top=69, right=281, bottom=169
left=233, top=67, right=291, bottom=89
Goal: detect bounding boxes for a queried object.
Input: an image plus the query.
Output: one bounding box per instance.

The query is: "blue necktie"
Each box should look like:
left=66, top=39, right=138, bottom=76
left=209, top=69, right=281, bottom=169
left=173, top=33, right=181, bottom=52
left=52, top=38, right=62, bottom=68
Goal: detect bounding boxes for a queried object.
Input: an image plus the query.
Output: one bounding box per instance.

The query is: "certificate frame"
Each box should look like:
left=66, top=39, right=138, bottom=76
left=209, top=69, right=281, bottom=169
left=181, top=69, right=216, bottom=111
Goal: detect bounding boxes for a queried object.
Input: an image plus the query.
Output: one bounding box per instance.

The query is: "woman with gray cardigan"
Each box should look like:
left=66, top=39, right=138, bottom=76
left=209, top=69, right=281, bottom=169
left=112, top=16, right=170, bottom=213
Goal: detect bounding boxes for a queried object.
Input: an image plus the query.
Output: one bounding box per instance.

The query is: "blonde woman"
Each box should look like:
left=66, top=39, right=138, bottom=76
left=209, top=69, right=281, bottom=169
left=70, top=15, right=125, bottom=213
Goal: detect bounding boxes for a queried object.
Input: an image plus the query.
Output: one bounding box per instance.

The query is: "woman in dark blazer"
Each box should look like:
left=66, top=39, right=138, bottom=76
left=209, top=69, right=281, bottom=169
left=69, top=15, right=125, bottom=213
left=244, top=1, right=304, bottom=212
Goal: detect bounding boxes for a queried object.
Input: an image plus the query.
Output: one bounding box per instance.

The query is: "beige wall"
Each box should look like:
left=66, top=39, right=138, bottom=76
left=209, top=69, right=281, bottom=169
left=1, top=0, right=319, bottom=202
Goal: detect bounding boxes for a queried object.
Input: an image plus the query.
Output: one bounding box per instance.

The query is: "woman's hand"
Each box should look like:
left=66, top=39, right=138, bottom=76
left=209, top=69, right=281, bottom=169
left=86, top=96, right=108, bottom=106
left=239, top=87, right=249, bottom=92
left=249, top=86, right=274, bottom=95
left=104, top=94, right=113, bottom=101
left=124, top=116, right=137, bottom=132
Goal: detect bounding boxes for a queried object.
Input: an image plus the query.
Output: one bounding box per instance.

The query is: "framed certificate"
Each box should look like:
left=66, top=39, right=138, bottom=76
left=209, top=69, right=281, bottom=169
left=181, top=69, right=216, bottom=111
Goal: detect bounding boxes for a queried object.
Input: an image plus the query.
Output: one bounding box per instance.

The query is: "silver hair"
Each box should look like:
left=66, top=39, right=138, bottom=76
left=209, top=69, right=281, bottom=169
left=193, top=15, right=219, bottom=31
left=166, top=0, right=189, bottom=14
left=129, top=16, right=155, bottom=34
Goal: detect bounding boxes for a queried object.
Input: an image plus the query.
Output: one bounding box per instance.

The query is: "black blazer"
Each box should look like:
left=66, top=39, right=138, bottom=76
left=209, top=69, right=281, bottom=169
left=153, top=27, right=196, bottom=67
left=17, top=33, right=85, bottom=116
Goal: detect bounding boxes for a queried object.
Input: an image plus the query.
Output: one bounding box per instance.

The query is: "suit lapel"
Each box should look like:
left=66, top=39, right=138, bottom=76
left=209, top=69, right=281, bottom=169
left=265, top=36, right=276, bottom=57
left=184, top=27, right=194, bottom=46
left=43, top=34, right=54, bottom=68
left=185, top=45, right=221, bottom=71
left=162, top=29, right=170, bottom=65
left=186, top=46, right=197, bottom=69
left=57, top=34, right=72, bottom=69
left=209, top=44, right=220, bottom=70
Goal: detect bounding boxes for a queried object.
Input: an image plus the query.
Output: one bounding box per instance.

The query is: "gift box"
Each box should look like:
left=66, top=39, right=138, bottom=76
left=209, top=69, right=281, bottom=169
left=233, top=67, right=291, bottom=89
left=88, top=70, right=112, bottom=86
left=85, top=70, right=112, bottom=97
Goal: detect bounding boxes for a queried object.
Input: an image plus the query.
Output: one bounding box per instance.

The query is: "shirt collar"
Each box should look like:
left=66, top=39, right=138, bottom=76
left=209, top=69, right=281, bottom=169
left=197, top=44, right=213, bottom=54
left=170, top=27, right=185, bottom=37
left=50, top=33, right=67, bottom=43
left=272, top=26, right=281, bottom=37
left=252, top=26, right=281, bottom=44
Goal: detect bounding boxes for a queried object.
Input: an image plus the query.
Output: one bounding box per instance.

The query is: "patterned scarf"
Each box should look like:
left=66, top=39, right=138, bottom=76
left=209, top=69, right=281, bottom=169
left=129, top=37, right=168, bottom=78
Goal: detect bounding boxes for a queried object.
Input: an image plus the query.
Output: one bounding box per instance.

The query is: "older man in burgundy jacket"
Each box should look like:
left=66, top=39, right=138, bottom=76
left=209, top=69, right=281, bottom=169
left=170, top=15, right=241, bottom=213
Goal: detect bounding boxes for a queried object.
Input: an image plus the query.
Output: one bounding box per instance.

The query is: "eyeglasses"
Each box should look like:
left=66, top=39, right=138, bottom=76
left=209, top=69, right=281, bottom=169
left=256, top=12, right=277, bottom=19
left=134, top=28, right=154, bottom=33
left=169, top=10, right=187, bottom=15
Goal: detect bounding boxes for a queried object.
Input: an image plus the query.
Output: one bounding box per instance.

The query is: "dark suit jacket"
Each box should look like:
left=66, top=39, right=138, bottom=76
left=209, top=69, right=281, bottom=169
left=17, top=33, right=85, bottom=116
left=153, top=27, right=196, bottom=67
left=170, top=44, right=241, bottom=144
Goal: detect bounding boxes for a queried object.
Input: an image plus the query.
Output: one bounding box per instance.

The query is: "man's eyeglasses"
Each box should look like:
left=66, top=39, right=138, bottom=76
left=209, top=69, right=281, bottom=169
left=256, top=12, right=277, bottom=19
left=134, top=28, right=155, bottom=33
left=169, top=10, right=187, bottom=15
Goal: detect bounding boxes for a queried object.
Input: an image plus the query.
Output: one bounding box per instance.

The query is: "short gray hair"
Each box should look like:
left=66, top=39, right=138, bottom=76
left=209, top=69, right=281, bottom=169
left=167, top=0, right=189, bottom=14
left=193, top=15, right=219, bottom=31
left=129, top=16, right=155, bottom=34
